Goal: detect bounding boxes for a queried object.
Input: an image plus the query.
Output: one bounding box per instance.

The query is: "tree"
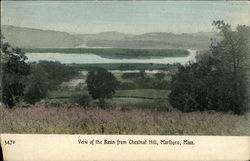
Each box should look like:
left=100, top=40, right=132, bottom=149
left=169, top=21, right=249, bottom=114
left=0, top=33, right=30, bottom=108
left=36, top=61, right=78, bottom=90
left=210, top=21, right=250, bottom=114
left=23, top=65, right=49, bottom=104
left=86, top=68, right=119, bottom=107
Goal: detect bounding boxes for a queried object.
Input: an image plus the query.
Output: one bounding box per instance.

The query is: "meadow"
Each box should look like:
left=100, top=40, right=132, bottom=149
left=46, top=89, right=170, bottom=108
left=38, top=71, right=172, bottom=108
left=23, top=48, right=189, bottom=59
left=0, top=105, right=248, bottom=135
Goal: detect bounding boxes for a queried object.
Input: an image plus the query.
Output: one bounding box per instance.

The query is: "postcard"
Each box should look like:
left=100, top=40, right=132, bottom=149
left=0, top=1, right=249, bottom=160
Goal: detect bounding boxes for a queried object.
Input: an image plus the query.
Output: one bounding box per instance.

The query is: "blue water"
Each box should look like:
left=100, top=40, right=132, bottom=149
left=26, top=49, right=197, bottom=65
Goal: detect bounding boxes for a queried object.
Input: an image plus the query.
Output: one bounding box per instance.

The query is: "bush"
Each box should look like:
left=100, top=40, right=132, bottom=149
left=72, top=93, right=90, bottom=107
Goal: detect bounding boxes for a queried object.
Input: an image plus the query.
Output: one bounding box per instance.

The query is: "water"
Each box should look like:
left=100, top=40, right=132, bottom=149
left=26, top=49, right=197, bottom=65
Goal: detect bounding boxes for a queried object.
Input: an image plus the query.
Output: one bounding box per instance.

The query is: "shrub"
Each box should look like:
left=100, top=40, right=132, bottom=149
left=72, top=93, right=90, bottom=107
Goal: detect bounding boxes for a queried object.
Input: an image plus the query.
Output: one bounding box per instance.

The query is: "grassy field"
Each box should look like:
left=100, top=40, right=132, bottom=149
left=48, top=90, right=81, bottom=98
left=115, top=89, right=169, bottom=99
left=23, top=48, right=189, bottom=59
left=113, top=72, right=171, bottom=82
left=108, top=89, right=170, bottom=107
left=0, top=105, right=248, bottom=135
left=46, top=89, right=169, bottom=107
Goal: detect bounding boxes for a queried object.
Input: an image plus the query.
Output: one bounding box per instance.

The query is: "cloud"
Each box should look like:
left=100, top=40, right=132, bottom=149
left=1, top=1, right=249, bottom=34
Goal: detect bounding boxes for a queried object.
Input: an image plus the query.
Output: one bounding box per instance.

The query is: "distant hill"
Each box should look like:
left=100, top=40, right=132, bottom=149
left=77, top=31, right=218, bottom=49
left=129, top=32, right=218, bottom=49
left=1, top=25, right=218, bottom=49
left=74, top=31, right=134, bottom=41
left=86, top=33, right=219, bottom=49
left=1, top=25, right=82, bottom=48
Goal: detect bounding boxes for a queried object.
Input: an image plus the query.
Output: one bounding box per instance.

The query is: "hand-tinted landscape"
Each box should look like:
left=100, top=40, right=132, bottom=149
left=0, top=1, right=249, bottom=135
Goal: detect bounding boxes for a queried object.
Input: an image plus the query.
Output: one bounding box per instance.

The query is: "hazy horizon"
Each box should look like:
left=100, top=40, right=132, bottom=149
left=2, top=1, right=249, bottom=34
left=1, top=24, right=220, bottom=35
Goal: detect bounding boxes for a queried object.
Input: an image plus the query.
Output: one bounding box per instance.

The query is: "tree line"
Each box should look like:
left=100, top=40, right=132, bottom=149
left=169, top=21, right=250, bottom=114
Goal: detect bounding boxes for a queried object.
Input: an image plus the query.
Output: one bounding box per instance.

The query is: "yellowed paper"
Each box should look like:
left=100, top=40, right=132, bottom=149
left=1, top=134, right=249, bottom=161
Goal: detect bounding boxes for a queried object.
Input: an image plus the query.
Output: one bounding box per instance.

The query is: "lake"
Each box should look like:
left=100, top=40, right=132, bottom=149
left=26, top=49, right=197, bottom=65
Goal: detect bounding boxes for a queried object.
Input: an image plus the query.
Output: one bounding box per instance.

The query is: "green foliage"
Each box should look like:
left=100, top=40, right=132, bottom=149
left=72, top=93, right=91, bottom=107
left=33, top=61, right=78, bottom=90
left=1, top=34, right=30, bottom=108
left=154, top=73, right=165, bottom=80
left=23, top=65, right=49, bottom=104
left=169, top=21, right=250, bottom=114
left=169, top=60, right=221, bottom=112
left=1, top=36, right=79, bottom=107
left=72, top=63, right=180, bottom=71
left=86, top=68, right=119, bottom=107
left=23, top=48, right=189, bottom=59
left=22, top=61, right=78, bottom=104
left=210, top=21, right=250, bottom=114
left=119, top=72, right=170, bottom=90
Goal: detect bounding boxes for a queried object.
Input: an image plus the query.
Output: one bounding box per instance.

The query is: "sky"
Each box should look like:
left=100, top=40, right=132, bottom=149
left=1, top=1, right=249, bottom=34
